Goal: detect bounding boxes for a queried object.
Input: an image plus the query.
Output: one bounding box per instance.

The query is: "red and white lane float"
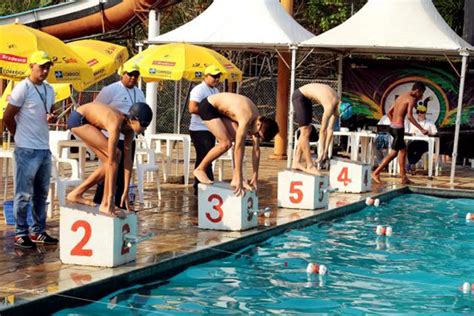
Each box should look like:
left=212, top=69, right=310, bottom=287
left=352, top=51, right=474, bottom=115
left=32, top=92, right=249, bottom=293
left=306, top=262, right=327, bottom=275
left=461, top=282, right=474, bottom=294
left=376, top=225, right=393, bottom=237
left=365, top=197, right=380, bottom=207
left=466, top=213, right=474, bottom=222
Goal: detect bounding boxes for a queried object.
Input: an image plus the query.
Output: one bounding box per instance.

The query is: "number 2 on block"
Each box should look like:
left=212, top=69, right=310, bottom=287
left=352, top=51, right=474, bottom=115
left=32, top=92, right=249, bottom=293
left=206, top=194, right=224, bottom=223
left=70, top=220, right=93, bottom=257
left=337, top=167, right=352, bottom=186
left=289, top=181, right=303, bottom=203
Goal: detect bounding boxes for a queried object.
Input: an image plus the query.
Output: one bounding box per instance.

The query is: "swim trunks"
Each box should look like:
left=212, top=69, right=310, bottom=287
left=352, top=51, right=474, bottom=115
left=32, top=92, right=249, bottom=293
left=389, top=126, right=406, bottom=150
left=198, top=97, right=223, bottom=121
left=67, top=110, right=89, bottom=129
left=292, top=88, right=312, bottom=126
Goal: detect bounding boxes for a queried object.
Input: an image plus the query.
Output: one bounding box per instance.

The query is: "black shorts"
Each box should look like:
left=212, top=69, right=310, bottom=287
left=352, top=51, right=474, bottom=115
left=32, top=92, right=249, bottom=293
left=292, top=89, right=312, bottom=126
left=389, top=127, right=406, bottom=150
left=67, top=110, right=89, bottom=129
left=198, top=98, right=222, bottom=121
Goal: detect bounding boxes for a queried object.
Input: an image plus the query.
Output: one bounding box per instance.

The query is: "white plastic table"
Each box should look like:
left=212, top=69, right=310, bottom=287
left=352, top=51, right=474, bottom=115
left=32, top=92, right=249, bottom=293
left=0, top=148, right=14, bottom=201
left=389, top=135, right=440, bottom=178
left=146, top=133, right=191, bottom=185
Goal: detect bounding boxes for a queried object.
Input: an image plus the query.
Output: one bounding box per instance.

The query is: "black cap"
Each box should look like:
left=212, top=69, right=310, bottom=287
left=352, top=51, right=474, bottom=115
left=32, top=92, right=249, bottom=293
left=128, top=102, right=153, bottom=129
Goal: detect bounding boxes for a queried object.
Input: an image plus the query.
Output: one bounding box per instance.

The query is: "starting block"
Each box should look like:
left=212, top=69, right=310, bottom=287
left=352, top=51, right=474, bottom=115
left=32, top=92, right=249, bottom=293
left=277, top=169, right=329, bottom=209
left=198, top=182, right=258, bottom=231
left=329, top=157, right=371, bottom=193
left=60, top=204, right=151, bottom=267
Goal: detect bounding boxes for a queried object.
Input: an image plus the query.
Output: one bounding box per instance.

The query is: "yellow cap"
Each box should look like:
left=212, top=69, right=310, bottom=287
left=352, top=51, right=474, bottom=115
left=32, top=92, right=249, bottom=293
left=204, top=65, right=221, bottom=76
left=29, top=51, right=53, bottom=65
left=416, top=105, right=427, bottom=113
left=120, top=63, right=140, bottom=75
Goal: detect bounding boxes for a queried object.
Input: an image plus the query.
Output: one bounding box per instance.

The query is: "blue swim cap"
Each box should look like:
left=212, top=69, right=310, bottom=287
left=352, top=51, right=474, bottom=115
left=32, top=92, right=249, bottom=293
left=339, top=102, right=353, bottom=121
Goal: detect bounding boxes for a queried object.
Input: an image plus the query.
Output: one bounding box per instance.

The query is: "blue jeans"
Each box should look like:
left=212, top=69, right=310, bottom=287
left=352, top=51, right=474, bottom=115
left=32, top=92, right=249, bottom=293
left=13, top=147, right=51, bottom=237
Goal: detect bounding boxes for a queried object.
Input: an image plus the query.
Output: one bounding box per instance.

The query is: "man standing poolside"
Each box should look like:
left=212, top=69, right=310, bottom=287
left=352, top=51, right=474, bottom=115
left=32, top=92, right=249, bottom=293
left=372, top=82, right=429, bottom=184
left=291, top=83, right=339, bottom=173
left=93, top=63, right=145, bottom=209
left=193, top=93, right=279, bottom=196
left=188, top=65, right=221, bottom=195
left=66, top=102, right=152, bottom=217
left=3, top=51, right=59, bottom=248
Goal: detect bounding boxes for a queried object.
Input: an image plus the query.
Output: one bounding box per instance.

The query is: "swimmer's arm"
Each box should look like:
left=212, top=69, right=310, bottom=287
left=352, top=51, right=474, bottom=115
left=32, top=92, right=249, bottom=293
left=250, top=135, right=260, bottom=190
left=121, top=132, right=134, bottom=210
left=234, top=125, right=246, bottom=181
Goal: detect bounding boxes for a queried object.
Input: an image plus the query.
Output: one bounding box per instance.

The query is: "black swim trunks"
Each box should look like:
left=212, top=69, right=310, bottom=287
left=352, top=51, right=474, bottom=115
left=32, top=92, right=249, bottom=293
left=198, top=97, right=222, bottom=121
left=292, top=88, right=312, bottom=126
left=389, top=127, right=406, bottom=150
left=67, top=110, right=89, bottom=129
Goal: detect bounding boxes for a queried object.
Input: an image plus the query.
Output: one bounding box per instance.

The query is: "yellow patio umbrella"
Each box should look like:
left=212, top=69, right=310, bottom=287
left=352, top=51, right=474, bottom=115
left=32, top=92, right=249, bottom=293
left=67, top=40, right=129, bottom=91
left=123, top=43, right=242, bottom=82
left=0, top=81, right=72, bottom=119
left=0, top=23, right=92, bottom=84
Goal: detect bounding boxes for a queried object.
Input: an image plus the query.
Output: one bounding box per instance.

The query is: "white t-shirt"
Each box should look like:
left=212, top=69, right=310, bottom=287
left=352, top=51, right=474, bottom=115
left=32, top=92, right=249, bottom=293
left=95, top=81, right=145, bottom=114
left=189, top=82, right=219, bottom=131
left=8, top=79, right=55, bottom=149
left=95, top=81, right=145, bottom=139
left=409, top=118, right=437, bottom=136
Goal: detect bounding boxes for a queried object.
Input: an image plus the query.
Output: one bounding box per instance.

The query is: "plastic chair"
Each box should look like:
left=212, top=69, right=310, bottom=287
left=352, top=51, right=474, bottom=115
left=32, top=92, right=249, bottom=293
left=47, top=155, right=82, bottom=218
left=292, top=124, right=320, bottom=162
left=214, top=145, right=246, bottom=181
left=49, top=130, right=72, bottom=157
left=135, top=148, right=161, bottom=203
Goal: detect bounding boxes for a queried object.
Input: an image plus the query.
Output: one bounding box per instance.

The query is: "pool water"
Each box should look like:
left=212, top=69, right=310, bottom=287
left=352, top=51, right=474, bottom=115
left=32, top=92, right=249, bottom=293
left=56, top=194, right=474, bottom=314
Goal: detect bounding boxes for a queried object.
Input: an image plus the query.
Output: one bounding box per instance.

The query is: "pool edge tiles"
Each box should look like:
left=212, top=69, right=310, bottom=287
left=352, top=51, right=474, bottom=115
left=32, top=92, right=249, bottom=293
left=0, top=186, right=409, bottom=315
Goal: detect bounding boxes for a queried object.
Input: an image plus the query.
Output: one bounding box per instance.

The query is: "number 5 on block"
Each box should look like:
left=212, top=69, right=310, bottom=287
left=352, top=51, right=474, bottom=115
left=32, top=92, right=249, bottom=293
left=278, top=169, right=329, bottom=210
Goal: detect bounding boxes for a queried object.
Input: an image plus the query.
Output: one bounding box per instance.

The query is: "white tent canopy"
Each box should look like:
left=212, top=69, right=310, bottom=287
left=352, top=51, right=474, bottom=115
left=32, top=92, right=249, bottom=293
left=298, top=0, right=472, bottom=183
left=147, top=0, right=314, bottom=49
left=300, top=0, right=473, bottom=56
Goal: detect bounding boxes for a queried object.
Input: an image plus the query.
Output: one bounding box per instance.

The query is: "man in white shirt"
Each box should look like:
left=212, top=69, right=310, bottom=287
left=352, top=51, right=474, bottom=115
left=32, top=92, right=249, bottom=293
left=93, top=63, right=145, bottom=209
left=188, top=65, right=221, bottom=195
left=3, top=51, right=58, bottom=248
left=407, top=105, right=438, bottom=174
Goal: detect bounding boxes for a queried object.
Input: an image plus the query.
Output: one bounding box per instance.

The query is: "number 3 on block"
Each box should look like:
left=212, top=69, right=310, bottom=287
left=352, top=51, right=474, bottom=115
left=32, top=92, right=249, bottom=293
left=337, top=167, right=352, bottom=186
left=206, top=194, right=224, bottom=223
left=289, top=181, right=303, bottom=204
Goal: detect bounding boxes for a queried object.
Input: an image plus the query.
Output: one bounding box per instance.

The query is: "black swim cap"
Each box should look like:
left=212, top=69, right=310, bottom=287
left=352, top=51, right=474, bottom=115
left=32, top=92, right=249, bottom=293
left=128, top=102, right=153, bottom=128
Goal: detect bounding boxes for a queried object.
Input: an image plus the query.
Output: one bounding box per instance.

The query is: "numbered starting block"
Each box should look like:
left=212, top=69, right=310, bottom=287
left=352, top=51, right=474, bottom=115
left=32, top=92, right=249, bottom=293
left=330, top=157, right=371, bottom=193
left=277, top=169, right=329, bottom=210
left=198, top=182, right=258, bottom=231
left=60, top=204, right=150, bottom=267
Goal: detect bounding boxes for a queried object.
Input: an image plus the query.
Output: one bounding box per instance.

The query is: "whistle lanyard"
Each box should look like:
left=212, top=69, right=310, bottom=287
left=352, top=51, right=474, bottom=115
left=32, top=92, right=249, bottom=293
left=124, top=86, right=136, bottom=105
left=29, top=79, right=49, bottom=114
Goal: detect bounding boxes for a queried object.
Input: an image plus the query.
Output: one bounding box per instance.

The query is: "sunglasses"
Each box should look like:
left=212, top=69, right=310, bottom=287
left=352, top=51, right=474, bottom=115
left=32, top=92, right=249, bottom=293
left=210, top=73, right=221, bottom=79
left=126, top=71, right=140, bottom=78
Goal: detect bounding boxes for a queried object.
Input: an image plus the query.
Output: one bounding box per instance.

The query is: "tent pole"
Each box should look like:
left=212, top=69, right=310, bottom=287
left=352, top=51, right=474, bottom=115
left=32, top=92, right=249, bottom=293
left=450, top=50, right=469, bottom=184
left=177, top=80, right=182, bottom=134
left=145, top=10, right=159, bottom=137
left=337, top=54, right=343, bottom=98
left=287, top=46, right=298, bottom=168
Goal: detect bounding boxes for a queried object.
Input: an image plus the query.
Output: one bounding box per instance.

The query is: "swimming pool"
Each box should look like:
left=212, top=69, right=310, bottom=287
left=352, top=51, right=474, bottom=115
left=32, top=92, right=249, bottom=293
left=56, top=193, right=474, bottom=314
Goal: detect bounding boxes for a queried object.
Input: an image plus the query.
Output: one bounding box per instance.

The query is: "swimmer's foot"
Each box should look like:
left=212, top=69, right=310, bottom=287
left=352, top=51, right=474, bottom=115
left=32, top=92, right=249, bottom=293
left=67, top=192, right=97, bottom=207
left=193, top=169, right=213, bottom=184
left=98, top=204, right=127, bottom=219
left=306, top=165, right=322, bottom=175
left=291, top=162, right=306, bottom=172
left=401, top=176, right=414, bottom=185
left=371, top=172, right=383, bottom=184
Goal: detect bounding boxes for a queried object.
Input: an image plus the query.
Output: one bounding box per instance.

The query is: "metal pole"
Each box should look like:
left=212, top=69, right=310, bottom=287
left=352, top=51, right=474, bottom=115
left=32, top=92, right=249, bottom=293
left=450, top=51, right=469, bottom=184
left=136, top=42, right=143, bottom=90
left=145, top=10, right=159, bottom=136
left=286, top=46, right=297, bottom=168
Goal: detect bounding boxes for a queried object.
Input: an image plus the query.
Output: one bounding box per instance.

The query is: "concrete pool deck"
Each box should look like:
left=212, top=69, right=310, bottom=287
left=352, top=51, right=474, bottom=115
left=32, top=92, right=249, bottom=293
left=0, top=146, right=473, bottom=314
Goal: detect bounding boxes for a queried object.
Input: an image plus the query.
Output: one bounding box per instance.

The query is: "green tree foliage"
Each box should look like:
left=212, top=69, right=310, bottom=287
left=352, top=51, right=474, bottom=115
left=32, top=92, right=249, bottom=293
left=0, top=0, right=61, bottom=16
left=433, top=0, right=464, bottom=35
